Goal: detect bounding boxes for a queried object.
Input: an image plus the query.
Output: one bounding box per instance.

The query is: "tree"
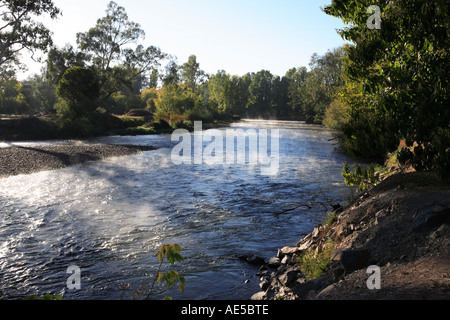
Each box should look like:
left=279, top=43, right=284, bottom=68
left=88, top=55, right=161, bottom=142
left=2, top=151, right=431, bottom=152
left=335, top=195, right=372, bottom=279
left=324, top=0, right=450, bottom=180
left=208, top=70, right=228, bottom=113
left=21, top=72, right=57, bottom=113
left=247, top=70, right=273, bottom=118
left=45, top=44, right=88, bottom=87
left=76, top=1, right=165, bottom=102
left=54, top=66, right=99, bottom=121
left=0, top=0, right=60, bottom=72
left=148, top=68, right=159, bottom=88
left=181, top=55, right=205, bottom=93
left=0, top=72, right=27, bottom=114
left=159, top=58, right=181, bottom=121
left=286, top=67, right=308, bottom=119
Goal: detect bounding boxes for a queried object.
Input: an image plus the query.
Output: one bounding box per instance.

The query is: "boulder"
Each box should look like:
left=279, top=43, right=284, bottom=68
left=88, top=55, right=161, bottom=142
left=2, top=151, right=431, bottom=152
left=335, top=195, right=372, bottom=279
left=250, top=291, right=266, bottom=300
left=267, top=257, right=281, bottom=269
left=412, top=204, right=450, bottom=233
left=331, top=249, right=371, bottom=273
left=278, top=267, right=298, bottom=287
left=278, top=246, right=303, bottom=259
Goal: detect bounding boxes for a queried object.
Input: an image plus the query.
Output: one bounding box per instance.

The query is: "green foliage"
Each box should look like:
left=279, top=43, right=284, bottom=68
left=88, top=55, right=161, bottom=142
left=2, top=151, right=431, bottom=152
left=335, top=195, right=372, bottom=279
left=46, top=44, right=88, bottom=87
left=76, top=1, right=165, bottom=103
left=298, top=240, right=335, bottom=281
left=181, top=55, right=206, bottom=92
left=0, top=0, right=61, bottom=70
left=55, top=66, right=99, bottom=120
left=398, top=128, right=450, bottom=182
left=324, top=0, right=450, bottom=182
left=131, top=244, right=186, bottom=300
left=342, top=163, right=380, bottom=193
left=152, top=119, right=172, bottom=132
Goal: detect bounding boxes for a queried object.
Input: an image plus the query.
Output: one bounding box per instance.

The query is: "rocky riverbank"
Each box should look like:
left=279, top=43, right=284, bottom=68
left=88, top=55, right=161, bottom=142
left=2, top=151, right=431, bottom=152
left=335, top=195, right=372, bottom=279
left=250, top=172, right=450, bottom=300
left=0, top=144, right=157, bottom=178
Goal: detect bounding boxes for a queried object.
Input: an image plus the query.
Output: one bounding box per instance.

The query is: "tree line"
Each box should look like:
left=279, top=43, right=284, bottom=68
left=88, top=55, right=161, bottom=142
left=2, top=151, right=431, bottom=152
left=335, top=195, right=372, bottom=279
left=0, top=0, right=345, bottom=127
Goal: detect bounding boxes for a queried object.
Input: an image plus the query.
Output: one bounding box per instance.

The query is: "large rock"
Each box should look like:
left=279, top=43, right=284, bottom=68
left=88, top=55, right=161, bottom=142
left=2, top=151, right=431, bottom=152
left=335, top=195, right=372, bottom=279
left=278, top=246, right=303, bottom=259
left=278, top=267, right=298, bottom=287
left=267, top=257, right=281, bottom=269
left=330, top=249, right=371, bottom=273
left=412, top=204, right=450, bottom=232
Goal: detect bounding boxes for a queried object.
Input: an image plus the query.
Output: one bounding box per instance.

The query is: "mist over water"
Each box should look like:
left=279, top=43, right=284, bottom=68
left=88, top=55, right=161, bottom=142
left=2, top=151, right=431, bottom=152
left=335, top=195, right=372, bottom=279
left=0, top=120, right=357, bottom=300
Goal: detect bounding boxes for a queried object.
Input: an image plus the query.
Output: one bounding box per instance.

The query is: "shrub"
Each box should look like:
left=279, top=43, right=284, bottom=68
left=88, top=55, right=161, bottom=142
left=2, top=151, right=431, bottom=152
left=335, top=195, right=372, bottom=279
left=55, top=67, right=100, bottom=121
left=342, top=163, right=380, bottom=193
left=298, top=240, right=335, bottom=281
left=152, top=119, right=172, bottom=132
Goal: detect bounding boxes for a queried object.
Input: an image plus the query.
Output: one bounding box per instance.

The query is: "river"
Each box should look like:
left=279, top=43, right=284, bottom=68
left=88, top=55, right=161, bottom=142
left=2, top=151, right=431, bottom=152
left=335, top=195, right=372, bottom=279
left=0, top=120, right=357, bottom=300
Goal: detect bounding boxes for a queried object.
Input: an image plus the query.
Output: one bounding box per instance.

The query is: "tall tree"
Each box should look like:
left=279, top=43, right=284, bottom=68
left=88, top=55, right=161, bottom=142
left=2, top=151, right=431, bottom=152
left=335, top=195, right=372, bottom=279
left=0, top=0, right=60, bottom=72
left=76, top=1, right=165, bottom=102
left=247, top=70, right=273, bottom=118
left=159, top=58, right=181, bottom=121
left=181, top=55, right=205, bottom=92
left=208, top=70, right=228, bottom=112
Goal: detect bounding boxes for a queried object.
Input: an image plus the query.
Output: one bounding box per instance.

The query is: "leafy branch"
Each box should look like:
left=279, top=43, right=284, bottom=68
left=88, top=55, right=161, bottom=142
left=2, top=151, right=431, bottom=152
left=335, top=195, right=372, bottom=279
left=131, top=243, right=186, bottom=300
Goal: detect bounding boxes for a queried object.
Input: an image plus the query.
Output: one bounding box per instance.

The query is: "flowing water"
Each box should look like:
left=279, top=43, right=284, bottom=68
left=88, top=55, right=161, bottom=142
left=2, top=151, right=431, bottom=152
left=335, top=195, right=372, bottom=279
left=0, top=120, right=358, bottom=300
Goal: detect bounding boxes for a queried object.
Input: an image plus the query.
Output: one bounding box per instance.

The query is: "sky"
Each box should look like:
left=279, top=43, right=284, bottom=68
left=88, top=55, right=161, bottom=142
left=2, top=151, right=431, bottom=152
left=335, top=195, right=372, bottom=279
left=17, top=0, right=348, bottom=80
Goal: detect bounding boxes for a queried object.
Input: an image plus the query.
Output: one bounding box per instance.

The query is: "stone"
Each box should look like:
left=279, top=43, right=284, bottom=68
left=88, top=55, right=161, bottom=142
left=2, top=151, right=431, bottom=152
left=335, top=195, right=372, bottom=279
left=267, top=257, right=281, bottom=269
left=331, top=249, right=370, bottom=272
left=412, top=204, right=450, bottom=232
left=250, top=291, right=266, bottom=300
left=278, top=268, right=298, bottom=287
left=311, top=225, right=322, bottom=238
left=281, top=255, right=291, bottom=265
left=429, top=224, right=449, bottom=239
left=316, top=283, right=337, bottom=298
left=259, top=279, right=270, bottom=290
left=291, top=273, right=334, bottom=300
left=296, top=234, right=315, bottom=251
left=278, top=246, right=303, bottom=259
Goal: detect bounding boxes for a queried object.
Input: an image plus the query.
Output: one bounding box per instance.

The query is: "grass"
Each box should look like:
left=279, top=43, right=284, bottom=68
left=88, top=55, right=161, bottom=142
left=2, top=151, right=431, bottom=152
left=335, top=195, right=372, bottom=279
left=297, top=240, right=335, bottom=281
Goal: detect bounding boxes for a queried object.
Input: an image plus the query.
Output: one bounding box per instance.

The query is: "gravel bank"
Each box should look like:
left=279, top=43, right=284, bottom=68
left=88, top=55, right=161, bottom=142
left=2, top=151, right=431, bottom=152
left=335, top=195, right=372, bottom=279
left=0, top=144, right=157, bottom=178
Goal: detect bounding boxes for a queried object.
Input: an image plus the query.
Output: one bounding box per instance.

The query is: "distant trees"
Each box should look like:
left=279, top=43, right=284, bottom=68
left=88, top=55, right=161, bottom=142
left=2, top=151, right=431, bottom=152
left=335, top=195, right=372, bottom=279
left=0, top=0, right=352, bottom=140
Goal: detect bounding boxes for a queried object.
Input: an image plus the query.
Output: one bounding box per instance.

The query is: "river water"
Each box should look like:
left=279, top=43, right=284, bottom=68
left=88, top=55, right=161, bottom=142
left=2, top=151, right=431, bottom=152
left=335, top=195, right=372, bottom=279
left=0, top=120, right=357, bottom=300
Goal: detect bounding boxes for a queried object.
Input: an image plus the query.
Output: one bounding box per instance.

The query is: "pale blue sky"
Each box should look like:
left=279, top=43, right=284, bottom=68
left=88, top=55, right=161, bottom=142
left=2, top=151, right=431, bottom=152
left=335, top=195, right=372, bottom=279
left=19, top=0, right=347, bottom=79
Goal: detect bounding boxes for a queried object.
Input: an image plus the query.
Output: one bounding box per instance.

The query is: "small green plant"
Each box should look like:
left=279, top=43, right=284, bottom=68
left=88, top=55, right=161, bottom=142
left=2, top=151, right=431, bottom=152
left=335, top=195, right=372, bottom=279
left=132, top=244, right=186, bottom=300
left=342, top=163, right=379, bottom=193
left=322, top=211, right=337, bottom=228
left=298, top=240, right=335, bottom=281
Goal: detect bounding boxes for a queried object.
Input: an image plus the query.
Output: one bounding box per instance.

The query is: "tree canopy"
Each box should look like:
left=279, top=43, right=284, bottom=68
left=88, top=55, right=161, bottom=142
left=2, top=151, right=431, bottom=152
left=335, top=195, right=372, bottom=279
left=324, top=0, right=450, bottom=180
left=0, top=0, right=60, bottom=72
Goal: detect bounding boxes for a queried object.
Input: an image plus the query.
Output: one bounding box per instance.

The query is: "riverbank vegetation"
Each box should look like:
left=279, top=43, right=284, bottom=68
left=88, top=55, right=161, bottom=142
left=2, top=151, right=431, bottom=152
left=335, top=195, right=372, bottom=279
left=1, top=1, right=346, bottom=140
